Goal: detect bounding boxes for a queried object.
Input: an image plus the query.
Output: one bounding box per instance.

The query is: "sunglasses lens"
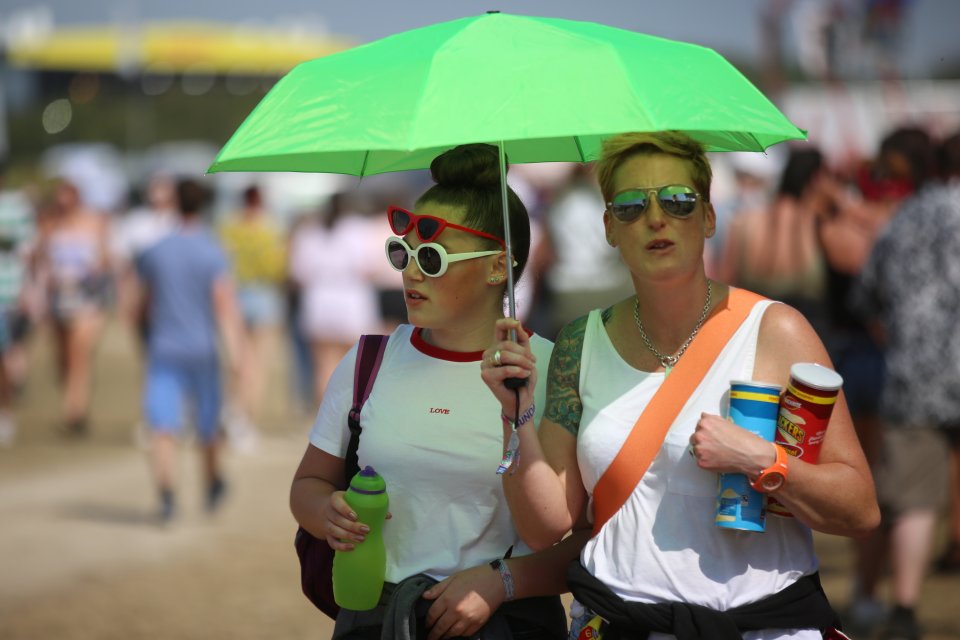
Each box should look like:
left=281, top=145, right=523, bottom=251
left=389, top=208, right=412, bottom=235
left=658, top=186, right=698, bottom=217
left=415, top=245, right=444, bottom=276
left=611, top=190, right=649, bottom=222
left=386, top=240, right=409, bottom=271
left=416, top=217, right=443, bottom=242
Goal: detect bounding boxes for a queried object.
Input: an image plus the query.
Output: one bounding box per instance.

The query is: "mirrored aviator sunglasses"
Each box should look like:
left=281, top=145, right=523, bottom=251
left=384, top=236, right=503, bottom=278
left=607, top=184, right=702, bottom=223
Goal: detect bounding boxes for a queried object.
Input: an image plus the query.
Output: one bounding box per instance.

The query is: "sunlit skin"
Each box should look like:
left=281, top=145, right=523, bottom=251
left=41, top=179, right=112, bottom=433
left=400, top=202, right=509, bottom=353
left=603, top=153, right=716, bottom=289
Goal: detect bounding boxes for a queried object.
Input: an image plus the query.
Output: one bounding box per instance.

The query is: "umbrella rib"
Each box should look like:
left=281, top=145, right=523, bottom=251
left=358, top=149, right=370, bottom=177
left=574, top=136, right=586, bottom=163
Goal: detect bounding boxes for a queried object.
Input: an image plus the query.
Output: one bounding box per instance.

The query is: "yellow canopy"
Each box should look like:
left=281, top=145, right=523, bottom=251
left=7, top=21, right=354, bottom=75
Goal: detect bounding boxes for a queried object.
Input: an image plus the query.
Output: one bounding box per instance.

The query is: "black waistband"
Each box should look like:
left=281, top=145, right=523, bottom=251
left=333, top=574, right=566, bottom=640
left=566, top=560, right=841, bottom=640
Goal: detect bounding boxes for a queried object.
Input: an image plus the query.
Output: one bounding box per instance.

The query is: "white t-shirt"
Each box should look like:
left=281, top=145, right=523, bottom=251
left=576, top=298, right=819, bottom=640
left=113, top=207, right=176, bottom=263
left=310, top=324, right=553, bottom=583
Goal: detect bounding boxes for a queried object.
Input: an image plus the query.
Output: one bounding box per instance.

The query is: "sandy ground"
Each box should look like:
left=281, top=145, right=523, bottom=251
left=0, top=319, right=958, bottom=639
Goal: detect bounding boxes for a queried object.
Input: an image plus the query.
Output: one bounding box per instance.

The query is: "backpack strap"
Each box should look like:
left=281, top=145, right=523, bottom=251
left=344, top=334, right=389, bottom=483
left=591, top=288, right=764, bottom=535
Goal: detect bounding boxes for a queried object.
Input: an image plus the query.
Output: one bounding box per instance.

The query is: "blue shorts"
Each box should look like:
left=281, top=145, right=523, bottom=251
left=237, top=284, right=281, bottom=328
left=144, top=358, right=222, bottom=443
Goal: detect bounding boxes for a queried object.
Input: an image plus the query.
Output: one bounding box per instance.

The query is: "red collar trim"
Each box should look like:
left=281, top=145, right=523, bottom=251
left=410, top=327, right=485, bottom=362
left=409, top=326, right=540, bottom=362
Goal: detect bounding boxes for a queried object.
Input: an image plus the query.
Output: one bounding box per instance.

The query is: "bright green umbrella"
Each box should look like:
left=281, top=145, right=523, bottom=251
left=209, top=11, right=805, bottom=317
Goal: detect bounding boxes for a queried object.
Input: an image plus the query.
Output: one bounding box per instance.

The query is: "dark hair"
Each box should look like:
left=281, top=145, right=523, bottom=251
left=878, top=126, right=936, bottom=189
left=777, top=148, right=823, bottom=199
left=322, top=191, right=351, bottom=230
left=176, top=179, right=211, bottom=217
left=242, top=184, right=262, bottom=207
left=416, top=144, right=530, bottom=282
left=938, top=131, right=960, bottom=179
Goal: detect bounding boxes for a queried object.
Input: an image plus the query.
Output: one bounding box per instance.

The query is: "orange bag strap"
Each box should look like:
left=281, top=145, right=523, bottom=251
left=591, top=288, right=765, bottom=536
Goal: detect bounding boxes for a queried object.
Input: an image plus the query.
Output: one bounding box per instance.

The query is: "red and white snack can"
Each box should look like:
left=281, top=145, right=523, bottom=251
left=768, top=363, right=843, bottom=518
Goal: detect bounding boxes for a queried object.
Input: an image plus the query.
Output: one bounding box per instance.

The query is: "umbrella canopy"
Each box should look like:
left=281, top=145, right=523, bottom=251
left=208, top=12, right=805, bottom=176
left=6, top=21, right=353, bottom=75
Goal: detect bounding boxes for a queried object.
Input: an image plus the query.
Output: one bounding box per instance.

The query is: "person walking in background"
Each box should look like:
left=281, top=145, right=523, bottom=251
left=282, top=212, right=316, bottom=416
left=817, top=126, right=938, bottom=634
left=113, top=172, right=177, bottom=345
left=35, top=177, right=112, bottom=436
left=482, top=131, right=878, bottom=638
left=136, top=179, right=242, bottom=523
left=112, top=173, right=178, bottom=447
left=716, top=146, right=829, bottom=334
left=705, top=150, right=782, bottom=277
left=540, top=163, right=634, bottom=339
left=288, top=191, right=380, bottom=405
left=291, top=145, right=574, bottom=638
left=218, top=184, right=286, bottom=450
left=849, top=130, right=960, bottom=640
left=0, top=161, right=37, bottom=446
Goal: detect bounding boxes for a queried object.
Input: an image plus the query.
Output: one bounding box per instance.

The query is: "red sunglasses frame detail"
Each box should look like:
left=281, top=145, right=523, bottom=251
left=387, top=205, right=505, bottom=247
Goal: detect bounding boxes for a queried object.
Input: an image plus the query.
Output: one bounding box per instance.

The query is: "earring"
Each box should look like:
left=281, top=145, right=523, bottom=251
left=489, top=275, right=503, bottom=284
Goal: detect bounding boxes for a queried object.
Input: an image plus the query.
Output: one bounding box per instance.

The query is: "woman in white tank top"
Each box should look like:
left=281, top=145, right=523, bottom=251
left=482, top=132, right=878, bottom=639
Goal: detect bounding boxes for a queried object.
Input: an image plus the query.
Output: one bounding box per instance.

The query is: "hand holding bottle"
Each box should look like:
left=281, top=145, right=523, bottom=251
left=322, top=489, right=369, bottom=551
left=333, top=466, right=389, bottom=610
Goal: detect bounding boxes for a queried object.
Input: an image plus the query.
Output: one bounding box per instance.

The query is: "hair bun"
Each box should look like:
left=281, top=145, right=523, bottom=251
left=430, top=144, right=504, bottom=189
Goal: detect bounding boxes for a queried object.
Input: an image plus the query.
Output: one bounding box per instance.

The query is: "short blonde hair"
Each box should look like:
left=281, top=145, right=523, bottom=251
left=594, top=131, right=712, bottom=204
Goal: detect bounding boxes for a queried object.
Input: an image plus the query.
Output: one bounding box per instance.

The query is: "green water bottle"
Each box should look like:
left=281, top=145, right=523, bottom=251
left=332, top=466, right=388, bottom=610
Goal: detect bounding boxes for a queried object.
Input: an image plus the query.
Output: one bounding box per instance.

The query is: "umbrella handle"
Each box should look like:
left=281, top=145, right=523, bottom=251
left=504, top=377, right=526, bottom=390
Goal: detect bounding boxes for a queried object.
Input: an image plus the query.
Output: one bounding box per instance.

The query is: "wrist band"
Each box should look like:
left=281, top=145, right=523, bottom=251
left=501, top=403, right=535, bottom=429
left=489, top=558, right=516, bottom=601
left=497, top=404, right=534, bottom=475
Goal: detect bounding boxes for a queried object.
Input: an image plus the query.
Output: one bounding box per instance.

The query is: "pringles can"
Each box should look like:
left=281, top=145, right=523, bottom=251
left=768, top=363, right=843, bottom=518
left=715, top=380, right=782, bottom=532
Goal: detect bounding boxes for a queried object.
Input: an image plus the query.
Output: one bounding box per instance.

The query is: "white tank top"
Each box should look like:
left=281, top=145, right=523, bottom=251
left=577, top=298, right=819, bottom=640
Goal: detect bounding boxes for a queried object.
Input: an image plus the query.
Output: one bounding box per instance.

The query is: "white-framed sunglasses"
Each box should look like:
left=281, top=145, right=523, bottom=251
left=384, top=236, right=506, bottom=278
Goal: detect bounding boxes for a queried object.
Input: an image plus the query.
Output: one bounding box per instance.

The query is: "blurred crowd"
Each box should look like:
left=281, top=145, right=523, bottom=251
left=1, top=115, right=959, bottom=636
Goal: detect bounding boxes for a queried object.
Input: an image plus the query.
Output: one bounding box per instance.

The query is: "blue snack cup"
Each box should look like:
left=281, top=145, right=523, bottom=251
left=715, top=380, right=781, bottom=532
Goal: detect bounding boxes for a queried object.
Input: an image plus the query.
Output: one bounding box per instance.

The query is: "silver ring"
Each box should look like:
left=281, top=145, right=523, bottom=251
left=493, top=350, right=502, bottom=366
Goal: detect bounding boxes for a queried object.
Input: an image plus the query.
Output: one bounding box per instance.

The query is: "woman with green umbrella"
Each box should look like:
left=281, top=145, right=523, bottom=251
left=291, top=144, right=579, bottom=639
left=482, top=131, right=879, bottom=638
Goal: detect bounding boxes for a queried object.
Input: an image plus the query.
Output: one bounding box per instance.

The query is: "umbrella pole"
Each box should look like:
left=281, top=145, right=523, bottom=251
left=497, top=140, right=517, bottom=325
left=498, top=141, right=525, bottom=392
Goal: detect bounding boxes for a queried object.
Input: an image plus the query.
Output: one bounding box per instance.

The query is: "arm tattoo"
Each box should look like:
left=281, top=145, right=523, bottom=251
left=544, top=315, right=588, bottom=436
left=601, top=306, right=614, bottom=326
